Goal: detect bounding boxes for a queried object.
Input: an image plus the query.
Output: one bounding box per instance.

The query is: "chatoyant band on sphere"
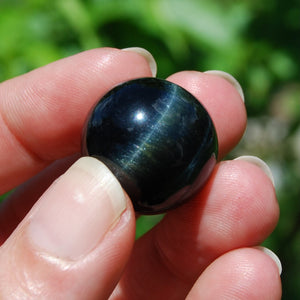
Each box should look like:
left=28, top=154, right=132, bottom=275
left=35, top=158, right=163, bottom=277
left=82, top=78, right=218, bottom=214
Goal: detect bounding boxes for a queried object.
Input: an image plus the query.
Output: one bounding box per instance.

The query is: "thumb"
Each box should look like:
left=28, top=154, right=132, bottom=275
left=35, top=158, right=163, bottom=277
left=0, top=157, right=135, bottom=299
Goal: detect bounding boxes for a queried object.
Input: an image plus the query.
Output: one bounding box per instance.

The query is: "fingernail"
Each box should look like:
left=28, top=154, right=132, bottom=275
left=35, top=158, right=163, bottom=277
left=255, top=246, right=282, bottom=275
left=204, top=70, right=245, bottom=102
left=122, top=47, right=157, bottom=77
left=234, top=155, right=275, bottom=186
left=27, top=157, right=126, bottom=260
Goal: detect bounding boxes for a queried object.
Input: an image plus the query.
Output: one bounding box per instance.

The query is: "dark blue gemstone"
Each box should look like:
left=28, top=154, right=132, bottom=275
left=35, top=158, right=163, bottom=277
left=82, top=78, right=218, bottom=214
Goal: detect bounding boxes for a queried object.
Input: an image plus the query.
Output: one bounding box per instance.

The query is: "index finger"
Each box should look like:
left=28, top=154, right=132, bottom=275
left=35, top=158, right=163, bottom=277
left=0, top=48, right=155, bottom=194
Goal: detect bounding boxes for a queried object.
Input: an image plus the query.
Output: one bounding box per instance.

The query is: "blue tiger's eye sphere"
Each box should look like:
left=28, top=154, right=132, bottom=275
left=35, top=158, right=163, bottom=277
left=82, top=78, right=218, bottom=214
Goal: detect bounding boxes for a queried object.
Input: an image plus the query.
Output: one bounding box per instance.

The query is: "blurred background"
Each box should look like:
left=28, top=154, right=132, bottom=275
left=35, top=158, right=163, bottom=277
left=0, top=0, right=299, bottom=298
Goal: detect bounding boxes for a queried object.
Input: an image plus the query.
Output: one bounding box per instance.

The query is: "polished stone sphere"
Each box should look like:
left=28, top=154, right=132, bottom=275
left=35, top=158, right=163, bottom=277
left=82, top=78, right=218, bottom=214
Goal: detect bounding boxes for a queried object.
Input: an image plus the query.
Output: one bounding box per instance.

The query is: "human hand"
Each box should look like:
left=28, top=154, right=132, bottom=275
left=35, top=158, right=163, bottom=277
left=0, top=47, right=281, bottom=299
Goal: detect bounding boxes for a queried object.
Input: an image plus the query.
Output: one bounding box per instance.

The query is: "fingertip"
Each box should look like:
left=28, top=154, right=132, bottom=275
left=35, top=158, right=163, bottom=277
left=204, top=70, right=245, bottom=103
left=0, top=157, right=136, bottom=298
left=234, top=155, right=275, bottom=187
left=229, top=158, right=279, bottom=229
left=255, top=246, right=282, bottom=275
left=26, top=157, right=128, bottom=260
left=214, top=159, right=279, bottom=241
left=122, top=47, right=157, bottom=77
left=187, top=248, right=282, bottom=300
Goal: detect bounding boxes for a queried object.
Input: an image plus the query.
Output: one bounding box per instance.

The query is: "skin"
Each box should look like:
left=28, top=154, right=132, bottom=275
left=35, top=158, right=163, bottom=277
left=0, top=48, right=281, bottom=299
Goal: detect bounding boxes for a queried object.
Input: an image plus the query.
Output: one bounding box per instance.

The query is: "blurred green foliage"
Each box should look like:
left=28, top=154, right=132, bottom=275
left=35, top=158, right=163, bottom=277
left=0, top=0, right=299, bottom=298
